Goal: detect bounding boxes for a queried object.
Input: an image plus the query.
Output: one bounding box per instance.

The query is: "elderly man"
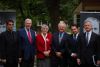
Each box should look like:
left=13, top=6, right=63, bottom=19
left=18, top=18, right=36, bottom=67
left=51, top=21, right=71, bottom=67
left=77, top=20, right=100, bottom=67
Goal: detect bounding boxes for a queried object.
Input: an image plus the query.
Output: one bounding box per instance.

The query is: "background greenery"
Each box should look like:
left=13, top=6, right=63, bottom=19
left=0, top=0, right=80, bottom=32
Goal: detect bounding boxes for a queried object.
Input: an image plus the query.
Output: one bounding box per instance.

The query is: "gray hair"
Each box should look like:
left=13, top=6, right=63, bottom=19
left=41, top=24, right=49, bottom=29
left=25, top=18, right=32, bottom=23
left=58, top=21, right=67, bottom=28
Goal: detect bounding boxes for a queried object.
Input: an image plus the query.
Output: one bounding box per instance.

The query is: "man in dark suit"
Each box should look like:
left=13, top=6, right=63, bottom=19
left=69, top=24, right=79, bottom=67
left=18, top=18, right=36, bottom=67
left=0, top=19, right=19, bottom=67
left=51, top=21, right=71, bottom=67
left=77, top=20, right=100, bottom=67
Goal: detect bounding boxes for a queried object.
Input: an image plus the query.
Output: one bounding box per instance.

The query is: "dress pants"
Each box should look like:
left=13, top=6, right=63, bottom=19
left=51, top=56, right=68, bottom=67
left=20, top=59, right=34, bottom=67
left=37, top=58, right=50, bottom=67
left=68, top=57, right=79, bottom=67
left=4, top=61, right=18, bottom=67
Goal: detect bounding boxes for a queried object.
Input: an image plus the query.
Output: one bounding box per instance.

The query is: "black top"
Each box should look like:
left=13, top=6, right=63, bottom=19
left=0, top=30, right=19, bottom=62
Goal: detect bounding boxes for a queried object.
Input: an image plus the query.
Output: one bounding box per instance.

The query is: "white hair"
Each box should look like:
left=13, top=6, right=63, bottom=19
left=84, top=17, right=100, bottom=26
left=58, top=21, right=67, bottom=28
left=25, top=18, right=32, bottom=23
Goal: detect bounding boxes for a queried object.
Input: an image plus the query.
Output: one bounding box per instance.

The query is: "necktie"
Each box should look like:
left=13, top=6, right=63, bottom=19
left=73, top=34, right=76, bottom=40
left=27, top=30, right=32, bottom=44
left=59, top=32, right=63, bottom=44
left=86, top=32, right=89, bottom=45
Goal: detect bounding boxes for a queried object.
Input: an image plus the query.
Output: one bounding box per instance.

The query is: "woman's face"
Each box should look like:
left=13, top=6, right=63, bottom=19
left=41, top=27, right=49, bottom=34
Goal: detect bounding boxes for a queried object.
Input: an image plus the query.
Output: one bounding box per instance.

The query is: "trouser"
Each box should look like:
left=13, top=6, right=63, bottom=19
left=68, top=57, right=79, bottom=67
left=3, top=61, right=18, bottom=67
left=37, top=58, right=50, bottom=67
left=80, top=64, right=96, bottom=67
left=51, top=56, right=68, bottom=67
left=20, top=59, right=34, bottom=67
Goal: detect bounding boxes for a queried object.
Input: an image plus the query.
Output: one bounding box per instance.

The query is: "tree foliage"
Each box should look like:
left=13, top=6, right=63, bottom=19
left=0, top=0, right=80, bottom=31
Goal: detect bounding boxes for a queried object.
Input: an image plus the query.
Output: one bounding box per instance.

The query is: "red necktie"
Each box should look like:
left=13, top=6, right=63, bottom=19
left=27, top=30, right=33, bottom=44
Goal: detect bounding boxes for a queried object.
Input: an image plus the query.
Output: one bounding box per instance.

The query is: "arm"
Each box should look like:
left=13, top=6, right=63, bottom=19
left=95, top=35, right=100, bottom=65
left=0, top=33, right=6, bottom=59
left=36, top=35, right=44, bottom=54
left=17, top=30, right=24, bottom=60
left=76, top=34, right=81, bottom=65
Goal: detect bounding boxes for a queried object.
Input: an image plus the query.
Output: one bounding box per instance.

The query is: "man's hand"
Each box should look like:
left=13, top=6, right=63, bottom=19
left=2, top=59, right=6, bottom=63
left=71, top=53, right=77, bottom=58
left=56, top=52, right=62, bottom=58
left=97, top=60, right=100, bottom=65
left=77, top=58, right=81, bottom=65
left=18, top=58, right=22, bottom=63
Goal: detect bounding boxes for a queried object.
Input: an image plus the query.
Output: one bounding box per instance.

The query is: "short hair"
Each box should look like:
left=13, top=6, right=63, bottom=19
left=71, top=24, right=78, bottom=28
left=41, top=24, right=49, bottom=29
left=58, top=21, right=67, bottom=28
left=84, top=20, right=91, bottom=24
left=6, top=19, right=14, bottom=25
left=25, top=18, right=32, bottom=23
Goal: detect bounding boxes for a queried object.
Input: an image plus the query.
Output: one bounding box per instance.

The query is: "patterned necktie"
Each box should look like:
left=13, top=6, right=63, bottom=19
left=27, top=30, right=32, bottom=44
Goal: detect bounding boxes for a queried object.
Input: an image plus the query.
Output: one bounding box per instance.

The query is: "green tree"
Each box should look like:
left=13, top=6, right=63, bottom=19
left=0, top=0, right=80, bottom=31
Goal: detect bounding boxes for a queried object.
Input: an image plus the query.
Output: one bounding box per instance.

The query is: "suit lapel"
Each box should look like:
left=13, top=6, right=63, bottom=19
left=56, top=32, right=59, bottom=45
left=23, top=29, right=29, bottom=41
left=88, top=32, right=94, bottom=46
left=82, top=33, right=87, bottom=46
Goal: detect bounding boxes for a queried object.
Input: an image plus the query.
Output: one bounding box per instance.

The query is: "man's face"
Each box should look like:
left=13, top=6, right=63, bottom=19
left=58, top=25, right=66, bottom=32
left=25, top=20, right=32, bottom=29
left=84, top=22, right=92, bottom=32
left=6, top=22, right=14, bottom=31
left=71, top=26, right=78, bottom=34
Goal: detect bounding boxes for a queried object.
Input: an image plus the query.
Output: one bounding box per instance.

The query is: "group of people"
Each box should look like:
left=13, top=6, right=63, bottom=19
left=0, top=18, right=100, bottom=67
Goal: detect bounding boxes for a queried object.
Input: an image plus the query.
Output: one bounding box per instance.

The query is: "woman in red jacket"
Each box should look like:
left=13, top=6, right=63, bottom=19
left=36, top=24, right=52, bottom=67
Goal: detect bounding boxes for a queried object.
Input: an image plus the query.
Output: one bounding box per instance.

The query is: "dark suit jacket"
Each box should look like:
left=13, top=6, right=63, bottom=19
left=18, top=28, right=36, bottom=60
left=52, top=32, right=71, bottom=59
left=77, top=32, right=100, bottom=64
left=0, top=31, right=19, bottom=63
left=70, top=34, right=79, bottom=53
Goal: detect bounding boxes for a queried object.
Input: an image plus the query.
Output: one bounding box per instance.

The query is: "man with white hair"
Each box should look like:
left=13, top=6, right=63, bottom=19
left=51, top=20, right=71, bottom=67
left=77, top=21, right=100, bottom=67
left=18, top=18, right=36, bottom=67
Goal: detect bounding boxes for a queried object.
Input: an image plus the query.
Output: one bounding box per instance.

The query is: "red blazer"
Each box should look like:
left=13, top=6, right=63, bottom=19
left=36, top=33, right=52, bottom=59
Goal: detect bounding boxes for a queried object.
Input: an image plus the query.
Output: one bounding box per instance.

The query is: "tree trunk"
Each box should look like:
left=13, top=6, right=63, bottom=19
left=18, top=0, right=26, bottom=28
left=45, top=0, right=60, bottom=32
